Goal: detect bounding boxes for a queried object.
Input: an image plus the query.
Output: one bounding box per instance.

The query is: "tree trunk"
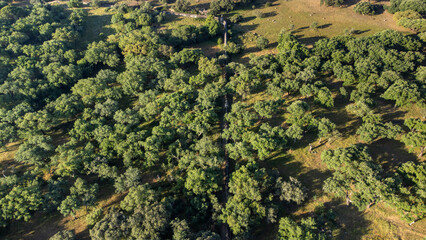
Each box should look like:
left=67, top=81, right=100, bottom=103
left=419, top=146, right=425, bottom=158
left=346, top=193, right=351, bottom=206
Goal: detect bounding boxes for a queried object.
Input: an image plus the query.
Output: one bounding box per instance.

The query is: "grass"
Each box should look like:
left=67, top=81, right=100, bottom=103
left=77, top=7, right=115, bottom=49
left=178, top=0, right=412, bottom=60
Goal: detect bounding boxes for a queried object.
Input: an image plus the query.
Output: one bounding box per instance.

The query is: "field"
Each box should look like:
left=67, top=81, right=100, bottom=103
left=180, top=0, right=412, bottom=60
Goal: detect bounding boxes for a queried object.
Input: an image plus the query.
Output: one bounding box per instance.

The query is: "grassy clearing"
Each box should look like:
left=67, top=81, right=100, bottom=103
left=77, top=7, right=115, bottom=49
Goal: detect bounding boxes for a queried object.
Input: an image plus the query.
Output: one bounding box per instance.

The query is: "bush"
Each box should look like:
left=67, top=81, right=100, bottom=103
left=49, top=230, right=76, bottom=240
left=174, top=0, right=190, bottom=12
left=354, top=2, right=376, bottom=15
left=418, top=31, right=426, bottom=42
left=254, top=10, right=264, bottom=18
left=397, top=17, right=426, bottom=32
left=388, top=0, right=426, bottom=14
left=68, top=0, right=82, bottom=8
left=320, top=0, right=344, bottom=7
left=229, top=14, right=242, bottom=24
left=394, top=10, right=422, bottom=21
left=91, top=0, right=101, bottom=8
left=224, top=41, right=243, bottom=55
left=86, top=208, right=103, bottom=226
left=256, top=36, right=269, bottom=50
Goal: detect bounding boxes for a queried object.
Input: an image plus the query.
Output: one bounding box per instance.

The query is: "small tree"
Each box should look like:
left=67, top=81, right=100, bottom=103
left=354, top=2, right=376, bottom=15
left=174, top=0, right=190, bottom=12
left=256, top=36, right=269, bottom=50
left=68, top=0, right=82, bottom=8
left=49, top=230, right=76, bottom=240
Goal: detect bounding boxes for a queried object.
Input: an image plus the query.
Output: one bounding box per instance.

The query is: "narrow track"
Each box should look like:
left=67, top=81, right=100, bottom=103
left=219, top=17, right=231, bottom=240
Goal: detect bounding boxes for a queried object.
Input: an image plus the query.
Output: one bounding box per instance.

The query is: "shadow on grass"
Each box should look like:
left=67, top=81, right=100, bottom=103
left=263, top=11, right=277, bottom=18
left=240, top=15, right=256, bottom=23
left=78, top=10, right=114, bottom=48
left=323, top=198, right=371, bottom=240
left=369, top=138, right=418, bottom=173
left=297, top=35, right=327, bottom=46
left=318, top=23, right=332, bottom=29
left=239, top=23, right=260, bottom=32
left=343, top=0, right=362, bottom=7
left=352, top=29, right=371, bottom=35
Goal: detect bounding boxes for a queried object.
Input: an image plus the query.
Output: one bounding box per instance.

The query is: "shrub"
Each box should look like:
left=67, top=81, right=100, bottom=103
left=174, top=0, right=189, bottom=12
left=224, top=41, right=243, bottom=55
left=388, top=0, right=426, bottom=14
left=397, top=17, right=426, bottom=32
left=418, top=31, right=426, bottom=42
left=229, top=14, right=242, bottom=24
left=394, top=10, right=422, bottom=21
left=91, top=0, right=101, bottom=8
left=256, top=36, right=269, bottom=50
left=320, top=0, right=344, bottom=7
left=254, top=10, right=264, bottom=18
left=68, top=0, right=82, bottom=8
left=354, top=2, right=376, bottom=15
left=86, top=208, right=103, bottom=226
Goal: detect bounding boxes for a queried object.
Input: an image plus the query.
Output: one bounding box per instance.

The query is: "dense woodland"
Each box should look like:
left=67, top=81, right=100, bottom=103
left=0, top=0, right=425, bottom=239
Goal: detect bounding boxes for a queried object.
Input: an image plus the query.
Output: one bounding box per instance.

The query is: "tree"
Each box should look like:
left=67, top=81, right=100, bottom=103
left=114, top=167, right=142, bottom=193
left=120, top=184, right=157, bottom=212
left=382, top=80, right=421, bottom=107
left=90, top=210, right=129, bottom=240
left=275, top=177, right=306, bottom=204
left=315, top=87, right=334, bottom=108
left=127, top=201, right=171, bottom=239
left=320, top=0, right=344, bottom=7
left=15, top=135, right=54, bottom=166
left=83, top=41, right=120, bottom=67
left=68, top=0, right=82, bottom=8
left=185, top=168, right=221, bottom=195
left=354, top=2, right=377, bottom=15
left=316, top=118, right=338, bottom=143
left=0, top=184, right=43, bottom=223
left=49, top=230, right=76, bottom=240
left=401, top=118, right=425, bottom=157
left=220, top=162, right=268, bottom=235
left=278, top=217, right=325, bottom=240
left=356, top=121, right=401, bottom=142
left=256, top=36, right=269, bottom=50
left=205, top=16, right=221, bottom=36
left=321, top=145, right=386, bottom=209
left=59, top=178, right=98, bottom=217
left=174, top=0, right=190, bottom=12
left=58, top=195, right=80, bottom=218
left=253, top=100, right=276, bottom=119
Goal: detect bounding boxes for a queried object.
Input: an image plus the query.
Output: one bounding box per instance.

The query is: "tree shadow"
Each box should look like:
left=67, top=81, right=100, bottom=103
left=263, top=11, right=277, bottom=18
left=240, top=15, right=256, bottom=23
left=1, top=212, right=67, bottom=240
left=191, top=2, right=210, bottom=10
left=328, top=199, right=371, bottom=240
left=352, top=29, right=370, bottom=35
left=238, top=23, right=259, bottom=32
left=318, top=23, right=332, bottom=29
left=343, top=0, right=361, bottom=7
left=369, top=138, right=418, bottom=173
left=297, top=35, right=327, bottom=46
left=298, top=168, right=333, bottom=197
